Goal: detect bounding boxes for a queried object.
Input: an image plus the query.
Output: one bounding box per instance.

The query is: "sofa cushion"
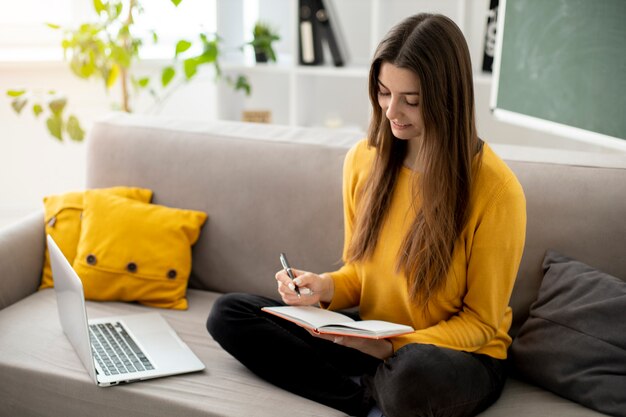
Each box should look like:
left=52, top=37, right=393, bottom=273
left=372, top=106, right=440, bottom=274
left=73, top=191, right=207, bottom=310
left=510, top=250, right=626, bottom=416
left=41, top=187, right=153, bottom=289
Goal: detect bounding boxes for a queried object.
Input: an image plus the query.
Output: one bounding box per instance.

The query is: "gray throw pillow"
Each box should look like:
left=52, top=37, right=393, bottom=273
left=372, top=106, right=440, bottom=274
left=510, top=250, right=626, bottom=417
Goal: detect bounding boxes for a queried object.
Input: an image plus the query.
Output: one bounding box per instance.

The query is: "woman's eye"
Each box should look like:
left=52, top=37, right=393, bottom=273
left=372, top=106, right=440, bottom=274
left=378, top=91, right=390, bottom=96
left=406, top=101, right=419, bottom=107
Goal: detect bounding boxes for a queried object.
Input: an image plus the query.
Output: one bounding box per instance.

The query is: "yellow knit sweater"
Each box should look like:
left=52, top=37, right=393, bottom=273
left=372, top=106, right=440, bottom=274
left=326, top=139, right=526, bottom=359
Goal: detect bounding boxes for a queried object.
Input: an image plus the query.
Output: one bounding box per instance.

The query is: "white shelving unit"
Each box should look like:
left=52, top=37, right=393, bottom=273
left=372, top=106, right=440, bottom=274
left=215, top=0, right=492, bottom=131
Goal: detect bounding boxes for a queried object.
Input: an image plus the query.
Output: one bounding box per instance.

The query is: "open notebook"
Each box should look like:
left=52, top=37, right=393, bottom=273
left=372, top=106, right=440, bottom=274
left=262, top=306, right=414, bottom=339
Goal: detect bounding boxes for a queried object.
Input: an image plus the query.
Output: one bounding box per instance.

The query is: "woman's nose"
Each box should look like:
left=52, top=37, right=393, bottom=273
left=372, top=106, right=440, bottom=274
left=386, top=98, right=399, bottom=120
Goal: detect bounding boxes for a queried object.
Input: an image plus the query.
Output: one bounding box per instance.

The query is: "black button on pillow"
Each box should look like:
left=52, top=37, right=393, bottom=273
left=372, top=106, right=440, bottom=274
left=167, top=269, right=177, bottom=279
left=86, top=254, right=97, bottom=265
left=126, top=262, right=138, bottom=273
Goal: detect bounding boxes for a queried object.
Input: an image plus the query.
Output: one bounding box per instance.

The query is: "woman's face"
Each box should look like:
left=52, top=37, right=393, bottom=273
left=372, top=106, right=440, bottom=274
left=377, top=62, right=424, bottom=143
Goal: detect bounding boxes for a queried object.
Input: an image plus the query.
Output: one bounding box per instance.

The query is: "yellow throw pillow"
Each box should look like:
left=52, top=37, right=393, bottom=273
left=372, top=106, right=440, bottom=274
left=73, top=191, right=207, bottom=310
left=41, top=187, right=153, bottom=289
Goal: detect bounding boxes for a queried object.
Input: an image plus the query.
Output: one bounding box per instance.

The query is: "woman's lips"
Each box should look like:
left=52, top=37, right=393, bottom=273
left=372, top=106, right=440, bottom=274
left=391, top=120, right=411, bottom=129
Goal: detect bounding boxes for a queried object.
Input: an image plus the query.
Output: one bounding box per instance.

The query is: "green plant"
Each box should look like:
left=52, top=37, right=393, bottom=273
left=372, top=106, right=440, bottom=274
left=6, top=0, right=251, bottom=142
left=249, top=21, right=280, bottom=63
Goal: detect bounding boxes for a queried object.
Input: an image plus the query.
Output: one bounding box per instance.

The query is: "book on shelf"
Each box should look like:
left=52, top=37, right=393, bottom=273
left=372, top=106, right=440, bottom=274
left=299, top=0, right=322, bottom=65
left=262, top=306, right=414, bottom=339
left=482, top=0, right=499, bottom=73
left=298, top=0, right=345, bottom=66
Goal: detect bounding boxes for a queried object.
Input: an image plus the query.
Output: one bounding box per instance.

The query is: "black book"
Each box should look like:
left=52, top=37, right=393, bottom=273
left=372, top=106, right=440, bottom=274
left=482, top=0, right=499, bottom=73
left=314, top=0, right=344, bottom=67
left=299, top=0, right=323, bottom=65
left=298, top=0, right=345, bottom=67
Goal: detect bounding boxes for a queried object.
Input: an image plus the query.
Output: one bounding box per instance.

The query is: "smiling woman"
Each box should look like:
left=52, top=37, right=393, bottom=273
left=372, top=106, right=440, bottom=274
left=207, top=12, right=527, bottom=417
left=376, top=64, right=424, bottom=170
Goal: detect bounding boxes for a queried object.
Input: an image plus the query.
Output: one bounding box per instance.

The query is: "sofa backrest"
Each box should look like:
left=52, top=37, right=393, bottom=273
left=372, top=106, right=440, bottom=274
left=87, top=114, right=626, bottom=338
left=504, top=154, right=626, bottom=335
left=87, top=114, right=360, bottom=300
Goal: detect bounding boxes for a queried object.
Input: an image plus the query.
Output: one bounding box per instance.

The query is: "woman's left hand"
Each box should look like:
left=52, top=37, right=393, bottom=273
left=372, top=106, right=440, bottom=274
left=307, top=330, right=394, bottom=360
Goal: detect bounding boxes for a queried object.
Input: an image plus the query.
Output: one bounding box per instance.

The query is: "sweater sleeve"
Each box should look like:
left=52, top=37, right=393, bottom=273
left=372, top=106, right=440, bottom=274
left=390, top=176, right=527, bottom=354
left=323, top=141, right=366, bottom=310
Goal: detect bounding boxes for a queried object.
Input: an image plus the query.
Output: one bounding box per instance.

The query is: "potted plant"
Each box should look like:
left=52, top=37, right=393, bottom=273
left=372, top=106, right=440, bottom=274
left=250, top=21, right=280, bottom=63
left=5, top=0, right=251, bottom=142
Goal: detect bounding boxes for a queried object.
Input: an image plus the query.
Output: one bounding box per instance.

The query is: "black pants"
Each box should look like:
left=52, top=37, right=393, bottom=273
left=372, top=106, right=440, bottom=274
left=207, top=293, right=506, bottom=417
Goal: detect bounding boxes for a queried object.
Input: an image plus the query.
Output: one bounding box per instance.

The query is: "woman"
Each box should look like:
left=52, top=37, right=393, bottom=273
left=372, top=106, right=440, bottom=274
left=207, top=13, right=526, bottom=417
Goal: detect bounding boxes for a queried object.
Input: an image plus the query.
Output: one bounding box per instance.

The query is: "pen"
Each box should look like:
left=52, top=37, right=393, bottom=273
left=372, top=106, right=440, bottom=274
left=279, top=253, right=301, bottom=297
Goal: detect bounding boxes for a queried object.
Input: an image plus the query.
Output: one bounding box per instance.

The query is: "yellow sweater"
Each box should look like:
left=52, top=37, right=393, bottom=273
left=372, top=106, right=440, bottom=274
left=326, top=139, right=526, bottom=359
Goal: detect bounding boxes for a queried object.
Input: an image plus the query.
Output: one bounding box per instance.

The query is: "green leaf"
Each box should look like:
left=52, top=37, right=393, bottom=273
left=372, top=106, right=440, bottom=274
left=183, top=58, right=198, bottom=79
left=199, top=41, right=218, bottom=63
left=130, top=38, right=143, bottom=57
left=46, top=115, right=63, bottom=141
left=7, top=89, right=26, bottom=97
left=151, top=31, right=158, bottom=44
left=235, top=75, right=251, bottom=96
left=33, top=103, right=43, bottom=117
left=70, top=56, right=95, bottom=79
left=66, top=115, right=85, bottom=141
left=138, top=77, right=150, bottom=88
left=118, top=25, right=130, bottom=38
left=93, top=0, right=105, bottom=14
left=78, top=23, right=94, bottom=34
left=48, top=97, right=67, bottom=116
left=11, top=97, right=27, bottom=114
left=214, top=61, right=222, bottom=78
left=175, top=40, right=192, bottom=57
left=110, top=44, right=132, bottom=68
left=171, top=0, right=182, bottom=6
left=46, top=23, right=61, bottom=29
left=161, top=66, right=175, bottom=87
left=114, top=2, right=123, bottom=19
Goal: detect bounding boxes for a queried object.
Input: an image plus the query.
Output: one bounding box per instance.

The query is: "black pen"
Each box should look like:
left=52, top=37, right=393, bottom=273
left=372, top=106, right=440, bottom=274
left=279, top=253, right=301, bottom=297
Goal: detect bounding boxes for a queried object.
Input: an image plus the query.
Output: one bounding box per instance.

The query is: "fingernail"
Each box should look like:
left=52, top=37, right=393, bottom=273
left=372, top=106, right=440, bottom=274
left=294, top=278, right=302, bottom=285
left=288, top=283, right=295, bottom=291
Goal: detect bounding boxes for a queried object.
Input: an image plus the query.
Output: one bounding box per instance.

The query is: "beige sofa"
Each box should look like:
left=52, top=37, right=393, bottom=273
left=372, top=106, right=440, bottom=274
left=1, top=113, right=624, bottom=417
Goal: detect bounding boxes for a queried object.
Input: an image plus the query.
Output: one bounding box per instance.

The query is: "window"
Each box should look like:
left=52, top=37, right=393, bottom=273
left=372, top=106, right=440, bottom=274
left=134, top=0, right=216, bottom=59
left=0, top=0, right=216, bottom=61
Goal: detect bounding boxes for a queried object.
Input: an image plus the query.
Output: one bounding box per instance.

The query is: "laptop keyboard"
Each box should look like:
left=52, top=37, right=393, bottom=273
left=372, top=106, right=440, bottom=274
left=89, top=322, right=154, bottom=376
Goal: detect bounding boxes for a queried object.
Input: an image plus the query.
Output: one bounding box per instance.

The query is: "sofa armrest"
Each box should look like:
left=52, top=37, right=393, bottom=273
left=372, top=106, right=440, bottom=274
left=0, top=211, right=45, bottom=310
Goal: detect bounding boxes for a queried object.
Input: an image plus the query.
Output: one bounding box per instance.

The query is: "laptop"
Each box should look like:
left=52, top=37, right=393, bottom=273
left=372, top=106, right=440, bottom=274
left=47, top=234, right=205, bottom=387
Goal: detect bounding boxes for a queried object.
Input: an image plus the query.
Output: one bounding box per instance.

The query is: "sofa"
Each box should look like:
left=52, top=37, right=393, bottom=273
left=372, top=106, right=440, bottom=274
left=1, top=113, right=624, bottom=417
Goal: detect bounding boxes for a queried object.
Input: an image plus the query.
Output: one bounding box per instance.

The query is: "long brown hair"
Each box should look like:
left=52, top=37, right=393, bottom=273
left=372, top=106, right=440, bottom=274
left=347, top=13, right=482, bottom=305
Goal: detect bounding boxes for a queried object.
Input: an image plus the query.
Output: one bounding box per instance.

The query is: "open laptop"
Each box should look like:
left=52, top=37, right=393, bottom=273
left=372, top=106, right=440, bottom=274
left=47, top=234, right=205, bottom=387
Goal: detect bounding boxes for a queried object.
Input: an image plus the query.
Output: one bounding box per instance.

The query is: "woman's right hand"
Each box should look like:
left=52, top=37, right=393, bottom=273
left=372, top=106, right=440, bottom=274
left=275, top=269, right=334, bottom=306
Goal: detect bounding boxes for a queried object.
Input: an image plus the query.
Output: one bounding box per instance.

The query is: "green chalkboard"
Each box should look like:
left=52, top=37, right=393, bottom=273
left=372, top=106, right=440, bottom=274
left=494, top=0, right=626, bottom=141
